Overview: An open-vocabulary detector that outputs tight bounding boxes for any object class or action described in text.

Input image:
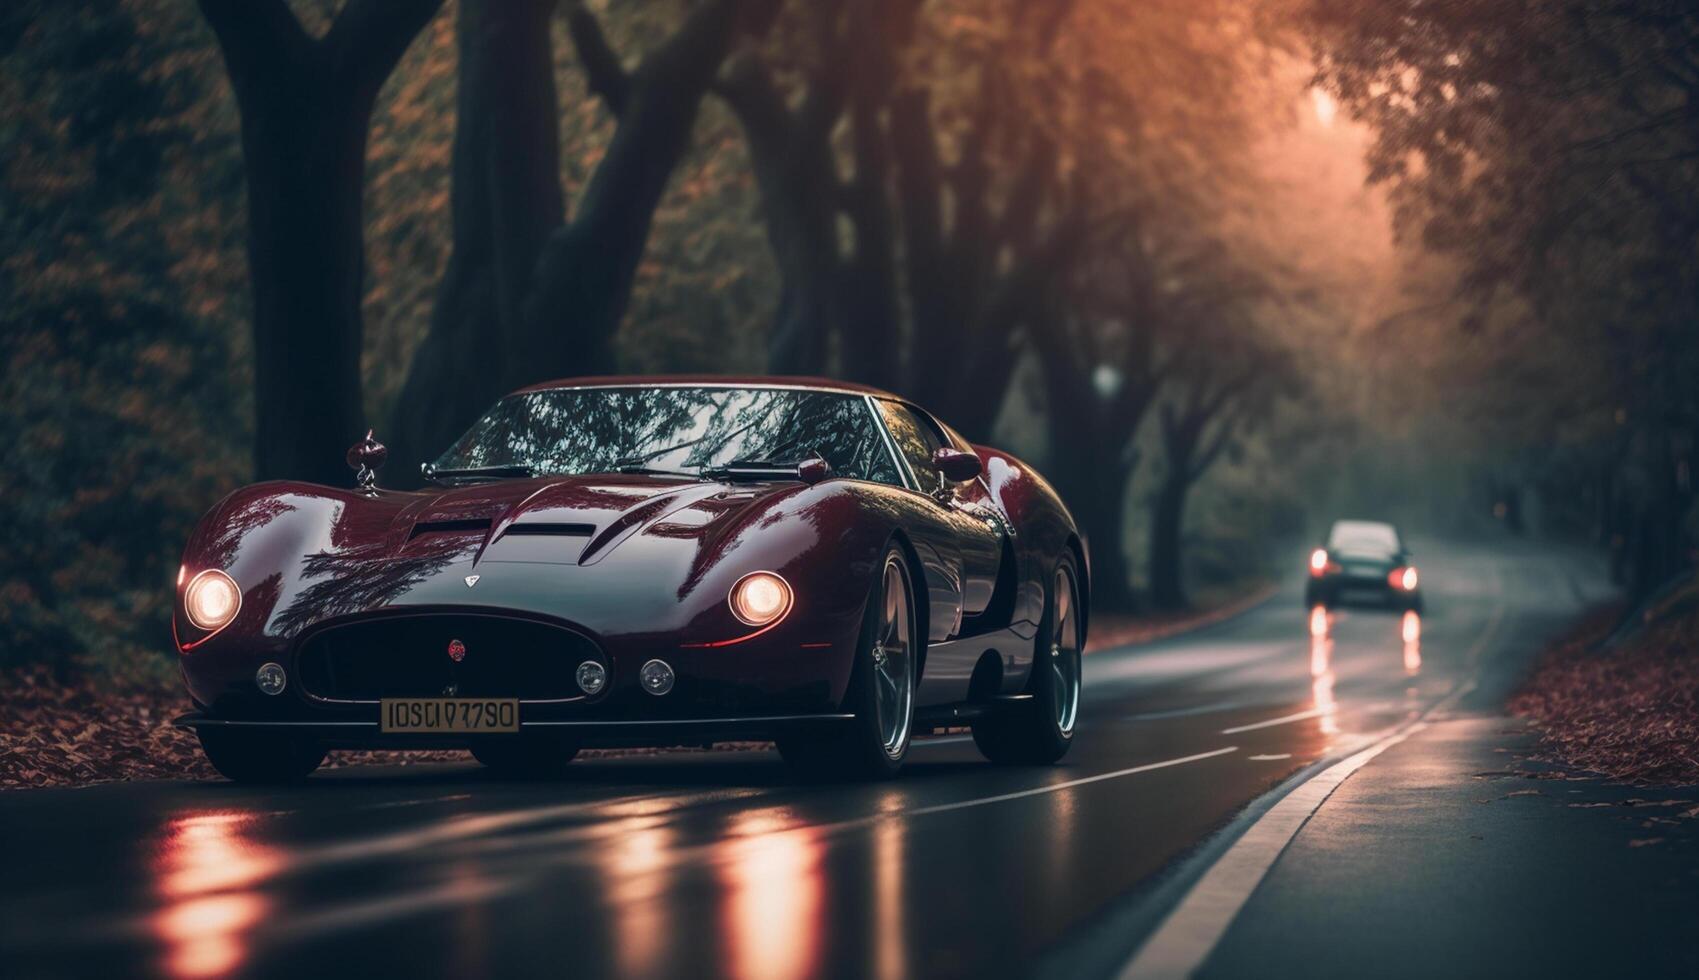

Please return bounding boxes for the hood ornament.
[464,574,480,588]
[346,430,388,495]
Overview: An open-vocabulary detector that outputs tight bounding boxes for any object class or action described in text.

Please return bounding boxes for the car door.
[874,399,1006,624]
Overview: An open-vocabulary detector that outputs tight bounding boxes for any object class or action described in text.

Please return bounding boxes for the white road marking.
[1117,721,1434,980]
[1219,708,1324,735]
[1246,754,1290,761]
[903,746,1239,819]
[1119,590,1507,980]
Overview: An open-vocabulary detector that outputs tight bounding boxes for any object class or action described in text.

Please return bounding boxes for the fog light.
[575,660,607,695]
[639,659,675,696]
[255,662,287,696]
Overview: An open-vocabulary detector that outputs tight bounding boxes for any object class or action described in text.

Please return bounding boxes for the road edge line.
[1115,672,1481,980]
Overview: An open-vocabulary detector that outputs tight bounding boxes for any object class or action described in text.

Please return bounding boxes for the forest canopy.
[3,0,1693,681]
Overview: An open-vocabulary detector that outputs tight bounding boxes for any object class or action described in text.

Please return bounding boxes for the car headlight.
[729,571,793,627]
[184,569,242,631]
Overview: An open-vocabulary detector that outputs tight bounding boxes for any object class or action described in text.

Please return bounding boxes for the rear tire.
[973,556,1083,766]
[470,737,579,778]
[197,728,326,783]
[778,545,917,780]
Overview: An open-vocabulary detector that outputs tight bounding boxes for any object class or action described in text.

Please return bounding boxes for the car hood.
[390,475,781,565]
[193,474,809,639]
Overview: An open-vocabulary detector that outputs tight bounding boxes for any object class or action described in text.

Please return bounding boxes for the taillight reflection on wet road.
[1401,611,1422,676]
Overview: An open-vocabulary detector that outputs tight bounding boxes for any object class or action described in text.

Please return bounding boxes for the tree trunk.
[201,0,443,486]
[388,0,560,477]
[718,57,845,377]
[523,0,749,380]
[389,0,756,477]
[1070,456,1136,610]
[1148,473,1191,610]
[242,88,371,487]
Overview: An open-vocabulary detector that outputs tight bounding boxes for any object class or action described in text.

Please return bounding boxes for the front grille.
[296,613,601,701]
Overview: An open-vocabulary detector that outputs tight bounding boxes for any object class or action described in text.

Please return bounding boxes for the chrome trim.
[174,713,856,730]
[523,713,855,727]
[528,381,885,397]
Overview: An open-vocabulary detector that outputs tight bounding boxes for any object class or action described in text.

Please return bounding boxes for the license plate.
[380,698,519,733]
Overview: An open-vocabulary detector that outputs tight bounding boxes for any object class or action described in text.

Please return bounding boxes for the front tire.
[778,545,918,780]
[470,736,579,778]
[973,556,1083,765]
[197,728,326,783]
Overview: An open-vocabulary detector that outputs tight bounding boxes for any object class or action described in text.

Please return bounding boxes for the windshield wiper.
[612,457,698,477]
[699,458,804,480]
[424,463,535,483]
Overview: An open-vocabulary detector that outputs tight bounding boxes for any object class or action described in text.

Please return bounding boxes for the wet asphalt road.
[0,540,1607,980]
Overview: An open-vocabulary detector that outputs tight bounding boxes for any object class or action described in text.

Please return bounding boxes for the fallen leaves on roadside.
[1509,603,1699,786]
[1,666,214,789]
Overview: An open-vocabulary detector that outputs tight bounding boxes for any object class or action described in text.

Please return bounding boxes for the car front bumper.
[171,708,858,749]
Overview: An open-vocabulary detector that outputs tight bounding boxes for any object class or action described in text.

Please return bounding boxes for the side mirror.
[346,430,387,492]
[797,457,832,485]
[932,447,982,483]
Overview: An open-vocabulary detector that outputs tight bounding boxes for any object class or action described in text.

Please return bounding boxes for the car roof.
[512,375,899,399]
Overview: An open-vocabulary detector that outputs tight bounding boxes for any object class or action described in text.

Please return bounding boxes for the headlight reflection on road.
[1401,611,1422,676]
[717,812,824,980]
[874,819,908,980]
[151,811,277,979]
[598,818,675,978]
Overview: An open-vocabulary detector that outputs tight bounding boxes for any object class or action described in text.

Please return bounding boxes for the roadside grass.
[1510,593,1699,786]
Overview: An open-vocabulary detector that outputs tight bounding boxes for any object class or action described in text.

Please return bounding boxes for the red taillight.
[1389,567,1419,591]
[1309,549,1329,576]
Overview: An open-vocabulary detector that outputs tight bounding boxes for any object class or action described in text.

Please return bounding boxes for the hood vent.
[500,522,596,539]
[408,518,493,540]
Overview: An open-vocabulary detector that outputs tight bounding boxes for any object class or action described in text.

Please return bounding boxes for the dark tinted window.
[877,400,948,490]
[436,387,902,484]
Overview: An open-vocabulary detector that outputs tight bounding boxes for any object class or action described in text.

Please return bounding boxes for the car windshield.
[1327,520,1400,552]
[432,386,903,484]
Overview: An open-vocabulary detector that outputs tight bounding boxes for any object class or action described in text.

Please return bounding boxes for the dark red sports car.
[172,377,1088,781]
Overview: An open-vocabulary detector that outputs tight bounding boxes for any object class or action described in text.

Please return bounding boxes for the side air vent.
[408,518,493,540]
[501,523,595,539]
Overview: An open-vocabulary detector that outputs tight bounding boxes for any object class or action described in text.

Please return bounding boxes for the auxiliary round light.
[255,662,287,696]
[184,569,242,631]
[639,659,675,697]
[575,660,607,695]
[729,571,793,627]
